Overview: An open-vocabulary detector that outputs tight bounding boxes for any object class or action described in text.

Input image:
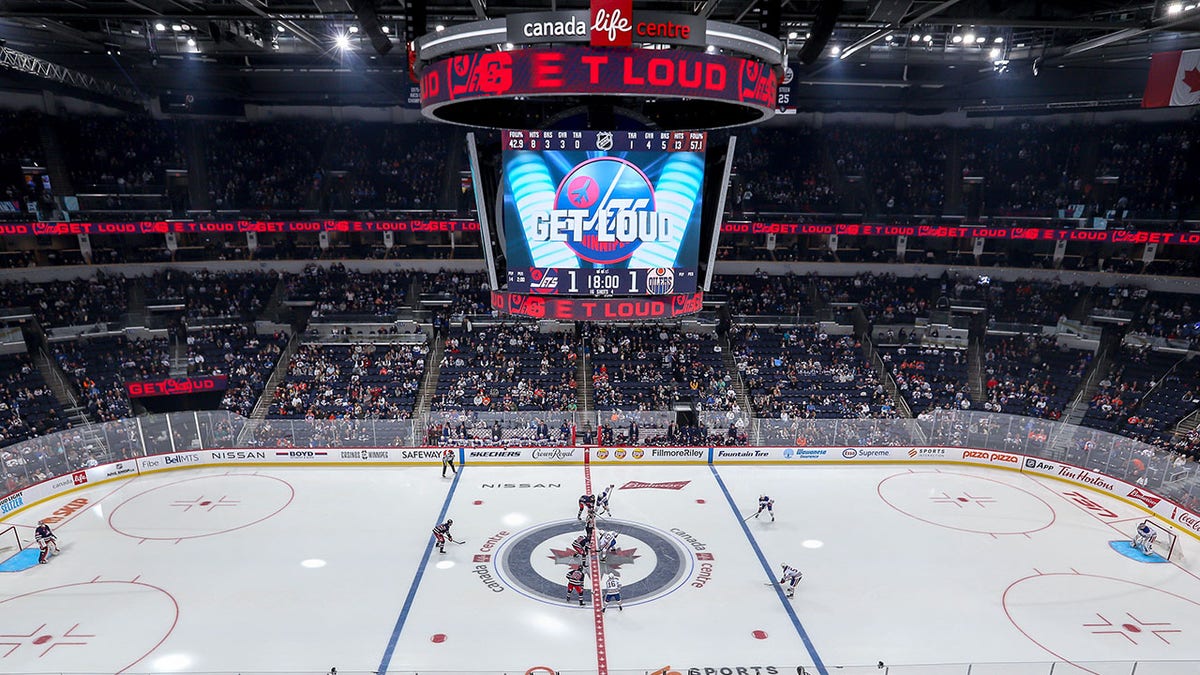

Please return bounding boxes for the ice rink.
[2,458,1200,675]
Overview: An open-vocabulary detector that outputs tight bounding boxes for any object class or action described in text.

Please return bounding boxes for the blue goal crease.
[708,464,829,675]
[376,467,464,674]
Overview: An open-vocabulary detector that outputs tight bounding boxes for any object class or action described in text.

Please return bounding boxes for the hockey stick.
[449,539,467,545]
[743,513,758,522]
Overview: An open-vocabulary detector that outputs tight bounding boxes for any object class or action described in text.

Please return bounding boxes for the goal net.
[0,525,22,558]
[1133,520,1181,561]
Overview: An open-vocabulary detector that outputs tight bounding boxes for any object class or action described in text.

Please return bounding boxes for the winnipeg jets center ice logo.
[492,519,693,606]
[534,157,673,265]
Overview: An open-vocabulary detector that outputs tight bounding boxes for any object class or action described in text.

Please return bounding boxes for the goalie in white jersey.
[1133,521,1158,555]
[601,570,623,612]
[778,563,803,599]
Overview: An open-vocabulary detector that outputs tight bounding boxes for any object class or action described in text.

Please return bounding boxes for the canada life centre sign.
[507,0,707,49]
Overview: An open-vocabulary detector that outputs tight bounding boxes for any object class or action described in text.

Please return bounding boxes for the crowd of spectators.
[205,120,327,212]
[57,115,184,194]
[732,324,894,419]
[268,341,427,419]
[322,123,454,212]
[816,273,936,324]
[187,327,287,417]
[734,127,837,213]
[710,272,811,316]
[959,123,1089,216]
[54,335,172,421]
[286,265,414,319]
[1117,356,1200,446]
[879,346,971,414]
[981,335,1091,419]
[588,325,740,412]
[1094,123,1198,220]
[0,274,129,328]
[433,324,576,412]
[421,271,492,318]
[1081,346,1180,434]
[145,270,278,321]
[0,353,68,449]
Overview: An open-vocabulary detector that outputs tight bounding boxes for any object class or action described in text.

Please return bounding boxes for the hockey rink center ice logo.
[535,157,670,264]
[494,519,694,605]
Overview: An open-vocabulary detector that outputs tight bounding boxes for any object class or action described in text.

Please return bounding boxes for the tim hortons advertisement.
[592,447,705,462]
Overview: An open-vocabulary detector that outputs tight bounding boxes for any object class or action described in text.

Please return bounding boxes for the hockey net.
[0,525,22,558]
[1134,520,1181,561]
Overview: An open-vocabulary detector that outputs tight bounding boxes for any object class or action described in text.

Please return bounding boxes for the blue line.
[376,467,464,674]
[708,464,828,675]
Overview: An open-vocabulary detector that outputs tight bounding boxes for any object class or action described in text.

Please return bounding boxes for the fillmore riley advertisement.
[502,130,704,297]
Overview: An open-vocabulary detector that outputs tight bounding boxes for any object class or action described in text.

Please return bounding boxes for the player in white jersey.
[596,530,619,561]
[778,563,802,598]
[597,484,614,516]
[754,495,775,521]
[1133,521,1158,555]
[601,570,623,612]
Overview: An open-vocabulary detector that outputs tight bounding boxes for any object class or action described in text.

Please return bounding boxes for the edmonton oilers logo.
[554,157,656,264]
[646,267,675,295]
[492,519,692,607]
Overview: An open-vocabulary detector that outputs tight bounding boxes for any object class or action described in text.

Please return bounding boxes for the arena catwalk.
[2,459,1199,675]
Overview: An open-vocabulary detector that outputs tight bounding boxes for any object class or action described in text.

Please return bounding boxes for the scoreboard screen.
[502,130,705,297]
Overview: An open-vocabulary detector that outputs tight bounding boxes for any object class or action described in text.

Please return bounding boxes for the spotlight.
[910,34,920,42]
[1166,2,1183,14]
[186,37,195,47]
[922,34,932,42]
[155,22,166,32]
[277,25,286,33]
[788,31,798,40]
[993,36,1004,43]
[964,32,975,43]
[381,26,389,33]
[951,35,962,44]
[884,34,894,42]
[171,24,182,32]
[334,33,350,50]
[348,25,359,33]
[989,47,1001,59]
[435,24,445,32]
[829,44,841,55]
[975,35,986,44]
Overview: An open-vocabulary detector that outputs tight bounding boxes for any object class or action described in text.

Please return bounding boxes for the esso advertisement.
[503,130,703,297]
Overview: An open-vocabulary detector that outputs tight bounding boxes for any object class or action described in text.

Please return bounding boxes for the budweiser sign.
[1127,487,1162,509]
[620,480,690,490]
[591,0,632,46]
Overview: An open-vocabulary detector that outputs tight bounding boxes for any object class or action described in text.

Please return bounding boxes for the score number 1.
[565,270,640,294]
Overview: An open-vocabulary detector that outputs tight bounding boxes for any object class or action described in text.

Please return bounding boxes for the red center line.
[583,449,609,675]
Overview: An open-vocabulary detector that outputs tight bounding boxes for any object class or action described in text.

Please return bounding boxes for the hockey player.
[596,484,615,516]
[1133,521,1158,555]
[577,492,596,520]
[441,448,457,478]
[583,507,598,532]
[596,530,619,561]
[566,566,587,606]
[432,519,457,554]
[754,494,775,521]
[778,563,803,598]
[601,570,623,612]
[571,533,591,559]
[34,521,58,564]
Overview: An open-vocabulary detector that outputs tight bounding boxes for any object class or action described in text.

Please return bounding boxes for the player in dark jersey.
[35,521,58,564]
[432,519,456,554]
[577,492,595,520]
[571,533,591,559]
[441,448,457,478]
[566,566,587,606]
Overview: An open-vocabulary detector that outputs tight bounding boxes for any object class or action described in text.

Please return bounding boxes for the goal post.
[1134,520,1180,561]
[0,525,23,558]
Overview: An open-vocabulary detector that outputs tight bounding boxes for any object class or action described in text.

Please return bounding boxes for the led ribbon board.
[502,130,705,297]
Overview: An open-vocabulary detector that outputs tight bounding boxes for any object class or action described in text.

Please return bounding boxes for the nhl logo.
[646,267,675,295]
[596,131,614,151]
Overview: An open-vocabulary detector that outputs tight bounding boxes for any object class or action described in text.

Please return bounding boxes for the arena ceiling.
[1,0,1199,114]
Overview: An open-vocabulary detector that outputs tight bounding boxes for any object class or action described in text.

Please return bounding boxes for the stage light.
[990,47,1001,59]
[171,24,182,32]
[964,32,975,43]
[975,35,986,44]
[334,33,351,50]
[994,36,1004,43]
[829,44,841,55]
[436,24,445,32]
[277,24,286,33]
[349,25,359,33]
[951,35,962,44]
[155,22,166,32]
[186,37,195,47]
[1166,2,1183,15]
[922,34,932,42]
[788,31,798,40]
[910,34,920,42]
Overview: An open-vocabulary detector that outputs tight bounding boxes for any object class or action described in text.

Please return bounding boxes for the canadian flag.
[1142,48,1200,108]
